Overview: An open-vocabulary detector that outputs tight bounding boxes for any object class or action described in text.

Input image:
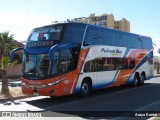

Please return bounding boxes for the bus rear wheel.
[80,80,91,97]
[139,74,145,85]
[133,74,139,87]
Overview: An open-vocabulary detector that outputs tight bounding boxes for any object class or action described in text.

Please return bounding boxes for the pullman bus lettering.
[101,48,115,53]
[101,48,122,54]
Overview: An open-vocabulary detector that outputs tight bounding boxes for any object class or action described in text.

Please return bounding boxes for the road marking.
[20,96,50,102]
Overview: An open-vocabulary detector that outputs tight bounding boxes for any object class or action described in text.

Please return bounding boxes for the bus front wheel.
[80,80,91,97]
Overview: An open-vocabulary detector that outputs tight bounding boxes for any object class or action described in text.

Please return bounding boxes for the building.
[72,13,130,32]
[114,18,130,32]
[88,13,114,29]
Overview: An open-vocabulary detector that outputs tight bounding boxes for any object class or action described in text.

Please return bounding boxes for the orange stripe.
[107,49,148,87]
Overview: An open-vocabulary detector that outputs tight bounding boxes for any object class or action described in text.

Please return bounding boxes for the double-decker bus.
[10,23,153,97]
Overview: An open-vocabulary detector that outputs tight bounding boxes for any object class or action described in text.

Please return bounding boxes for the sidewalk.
[0,78,31,103]
[153,70,160,77]
[0,78,20,82]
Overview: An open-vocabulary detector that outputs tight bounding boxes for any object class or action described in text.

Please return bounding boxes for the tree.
[0,57,17,95]
[0,32,17,96]
[154,61,160,74]
[0,32,15,59]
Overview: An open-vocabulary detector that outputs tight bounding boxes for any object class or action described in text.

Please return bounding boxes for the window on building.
[92,17,96,21]
[101,16,107,20]
[102,21,107,25]
[96,22,102,26]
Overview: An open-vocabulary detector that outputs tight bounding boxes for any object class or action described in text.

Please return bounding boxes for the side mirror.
[10,47,24,62]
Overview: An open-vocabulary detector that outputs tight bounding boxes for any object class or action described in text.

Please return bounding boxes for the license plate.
[33,92,39,96]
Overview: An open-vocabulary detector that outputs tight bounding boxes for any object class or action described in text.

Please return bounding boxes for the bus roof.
[35,22,151,39]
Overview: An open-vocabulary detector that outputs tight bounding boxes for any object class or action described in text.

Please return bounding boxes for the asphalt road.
[1,77,160,120]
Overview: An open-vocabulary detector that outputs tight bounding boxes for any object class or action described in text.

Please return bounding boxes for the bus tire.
[139,74,145,85]
[133,74,139,87]
[80,79,91,97]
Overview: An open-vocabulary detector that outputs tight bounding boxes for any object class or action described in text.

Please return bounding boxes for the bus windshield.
[28,26,63,42]
[22,54,50,79]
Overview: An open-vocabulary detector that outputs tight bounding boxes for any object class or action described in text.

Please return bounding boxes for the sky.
[0,0,160,56]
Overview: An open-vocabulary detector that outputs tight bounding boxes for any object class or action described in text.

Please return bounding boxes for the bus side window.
[59,48,74,73]
[141,37,152,49]
[62,24,85,44]
[128,59,135,69]
[102,30,115,46]
[115,33,126,47]
[84,61,91,72]
[84,26,103,46]
[126,35,136,48]
[50,51,59,75]
[136,37,143,48]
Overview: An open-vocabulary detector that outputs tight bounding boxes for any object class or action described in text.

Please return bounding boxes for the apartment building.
[72,13,130,32]
[114,18,130,32]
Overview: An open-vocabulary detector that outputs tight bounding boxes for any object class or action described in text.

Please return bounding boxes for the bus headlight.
[22,82,48,89]
[48,81,60,86]
[48,77,67,86]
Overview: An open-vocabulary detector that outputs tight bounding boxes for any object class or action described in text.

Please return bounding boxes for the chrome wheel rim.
[81,83,88,95]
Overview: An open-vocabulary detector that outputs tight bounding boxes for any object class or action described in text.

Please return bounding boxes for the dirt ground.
[0,87,23,99]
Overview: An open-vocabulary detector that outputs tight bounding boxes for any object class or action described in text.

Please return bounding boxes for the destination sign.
[27,41,54,47]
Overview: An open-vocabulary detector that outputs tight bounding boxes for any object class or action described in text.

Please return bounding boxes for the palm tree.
[0,32,17,96]
[0,57,17,95]
[0,32,15,59]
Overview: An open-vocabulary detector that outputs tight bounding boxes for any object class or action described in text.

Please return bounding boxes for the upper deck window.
[27,26,63,47]
[84,26,103,46]
[28,26,63,42]
[62,24,86,44]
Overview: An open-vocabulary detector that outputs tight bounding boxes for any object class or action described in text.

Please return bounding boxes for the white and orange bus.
[11,23,153,97]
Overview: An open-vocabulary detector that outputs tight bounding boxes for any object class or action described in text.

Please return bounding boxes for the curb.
[0,95,33,103]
